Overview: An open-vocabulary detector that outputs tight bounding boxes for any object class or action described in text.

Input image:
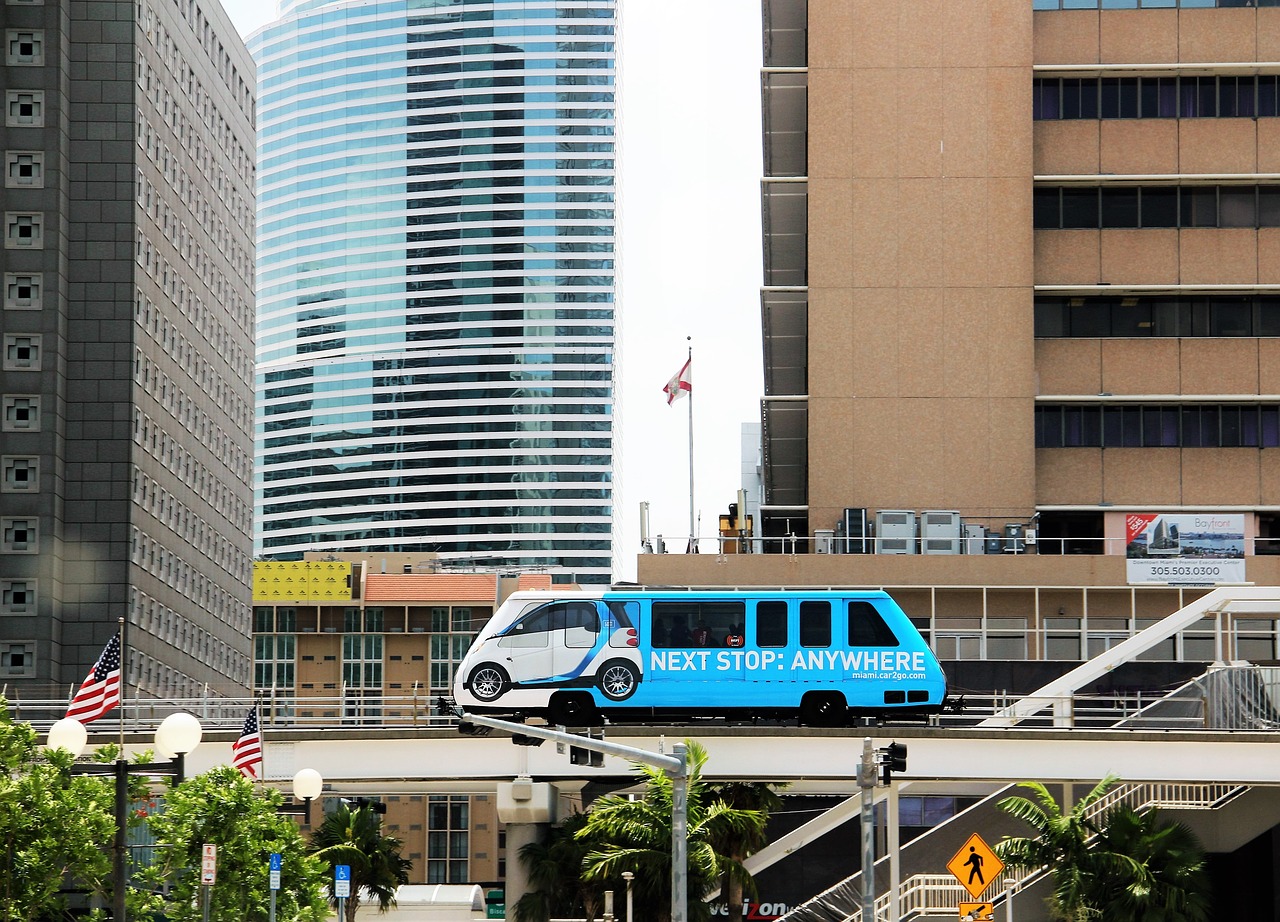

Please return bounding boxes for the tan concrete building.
[640,0,1280,669]
[252,557,553,885]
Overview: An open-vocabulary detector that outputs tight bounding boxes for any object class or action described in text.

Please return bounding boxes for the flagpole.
[686,338,695,552]
[256,694,265,785]
[118,616,126,748]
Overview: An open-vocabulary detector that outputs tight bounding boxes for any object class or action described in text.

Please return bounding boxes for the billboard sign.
[1125,514,1245,585]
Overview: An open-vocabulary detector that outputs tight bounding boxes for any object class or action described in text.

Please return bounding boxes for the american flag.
[66,633,122,723]
[231,707,262,779]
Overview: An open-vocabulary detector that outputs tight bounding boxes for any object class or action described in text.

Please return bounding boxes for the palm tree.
[577,740,768,922]
[995,775,1123,921]
[1091,806,1210,922]
[704,781,787,922]
[514,811,606,922]
[311,801,412,922]
[995,776,1210,922]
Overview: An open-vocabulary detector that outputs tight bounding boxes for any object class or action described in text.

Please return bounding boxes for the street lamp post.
[622,870,634,922]
[47,713,203,922]
[278,767,324,823]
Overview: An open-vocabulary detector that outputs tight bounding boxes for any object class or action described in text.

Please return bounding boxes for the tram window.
[799,601,832,647]
[756,601,788,647]
[849,602,899,646]
[606,600,639,647]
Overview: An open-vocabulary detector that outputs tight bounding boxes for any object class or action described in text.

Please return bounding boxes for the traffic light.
[569,745,604,767]
[880,742,908,785]
[511,733,544,747]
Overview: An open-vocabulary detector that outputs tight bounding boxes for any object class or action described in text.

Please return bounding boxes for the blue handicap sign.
[270,853,282,871]
[335,864,352,898]
[335,865,351,881]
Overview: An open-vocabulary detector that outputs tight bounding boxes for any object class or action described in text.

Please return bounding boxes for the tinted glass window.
[849,602,898,647]
[756,601,788,647]
[799,601,831,647]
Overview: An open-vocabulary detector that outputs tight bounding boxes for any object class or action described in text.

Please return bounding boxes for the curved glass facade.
[251,0,615,584]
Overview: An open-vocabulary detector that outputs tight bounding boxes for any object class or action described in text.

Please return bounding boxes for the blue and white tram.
[451,587,946,726]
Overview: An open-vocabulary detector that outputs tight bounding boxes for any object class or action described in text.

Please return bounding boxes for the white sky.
[218,0,765,582]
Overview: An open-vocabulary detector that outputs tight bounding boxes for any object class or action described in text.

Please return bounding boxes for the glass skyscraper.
[250,0,616,584]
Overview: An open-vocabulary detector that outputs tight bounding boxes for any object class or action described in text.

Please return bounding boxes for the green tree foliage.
[514,811,605,922]
[577,741,769,922]
[135,765,328,922]
[704,782,787,922]
[0,702,115,922]
[995,776,1210,922]
[310,800,412,922]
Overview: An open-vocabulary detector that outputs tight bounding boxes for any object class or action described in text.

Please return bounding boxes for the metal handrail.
[871,781,1242,922]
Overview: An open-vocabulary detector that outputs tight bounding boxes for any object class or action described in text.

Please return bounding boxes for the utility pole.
[859,738,876,922]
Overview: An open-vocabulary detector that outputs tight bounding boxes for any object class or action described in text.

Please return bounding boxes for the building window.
[5,151,43,188]
[4,273,41,310]
[0,642,34,676]
[1,456,38,492]
[430,633,471,695]
[254,634,296,690]
[3,334,41,370]
[1036,404,1280,449]
[427,795,469,884]
[5,212,43,248]
[5,30,43,65]
[1,579,35,615]
[2,396,41,431]
[1,518,36,553]
[1036,185,1280,230]
[1036,294,1280,339]
[5,91,43,127]
[1036,0,1280,10]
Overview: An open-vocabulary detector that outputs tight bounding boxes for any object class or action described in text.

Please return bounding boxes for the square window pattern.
[2,518,36,553]
[3,334,40,370]
[0,642,34,676]
[5,212,42,248]
[1,580,36,615]
[5,91,43,126]
[1,456,37,492]
[2,396,40,431]
[4,273,41,310]
[5,151,42,188]
[5,30,43,65]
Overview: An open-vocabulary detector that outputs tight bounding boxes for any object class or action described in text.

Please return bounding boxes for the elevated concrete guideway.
[165,726,1280,793]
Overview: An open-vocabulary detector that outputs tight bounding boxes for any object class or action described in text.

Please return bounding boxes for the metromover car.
[451,588,946,726]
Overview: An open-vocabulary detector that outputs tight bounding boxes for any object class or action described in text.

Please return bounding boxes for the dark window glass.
[1103,407,1123,446]
[1122,406,1143,447]
[1220,406,1243,446]
[1139,77,1160,118]
[1061,188,1099,228]
[1157,77,1179,117]
[1219,188,1256,227]
[1069,300,1110,336]
[848,601,898,647]
[1034,298,1068,337]
[1180,187,1218,227]
[799,601,831,647]
[1034,188,1060,228]
[1260,302,1280,337]
[1101,187,1139,227]
[1141,187,1178,227]
[1151,298,1187,336]
[1100,77,1122,119]
[1037,407,1064,447]
[1259,188,1280,227]
[1242,408,1260,446]
[1111,299,1152,336]
[1211,299,1252,336]
[1260,76,1279,118]
[1034,79,1061,120]
[1263,408,1280,447]
[1064,406,1102,446]
[1118,77,1139,117]
[1182,407,1204,447]
[1219,77,1239,118]
[756,601,787,648]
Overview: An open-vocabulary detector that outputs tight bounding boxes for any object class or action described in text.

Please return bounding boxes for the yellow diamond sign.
[947,833,1003,899]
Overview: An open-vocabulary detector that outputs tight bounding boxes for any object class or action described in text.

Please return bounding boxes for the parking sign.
[335,864,351,898]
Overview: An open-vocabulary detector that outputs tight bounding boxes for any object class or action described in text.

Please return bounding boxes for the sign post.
[946,833,1004,921]
[200,844,217,922]
[269,852,282,922]
[336,863,352,921]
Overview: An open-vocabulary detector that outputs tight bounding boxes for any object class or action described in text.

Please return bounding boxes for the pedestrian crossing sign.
[946,833,1004,899]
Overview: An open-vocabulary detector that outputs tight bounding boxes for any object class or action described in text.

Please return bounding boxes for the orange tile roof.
[363,572,553,603]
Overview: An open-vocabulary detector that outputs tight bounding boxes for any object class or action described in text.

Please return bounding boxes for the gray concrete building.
[0,0,255,700]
